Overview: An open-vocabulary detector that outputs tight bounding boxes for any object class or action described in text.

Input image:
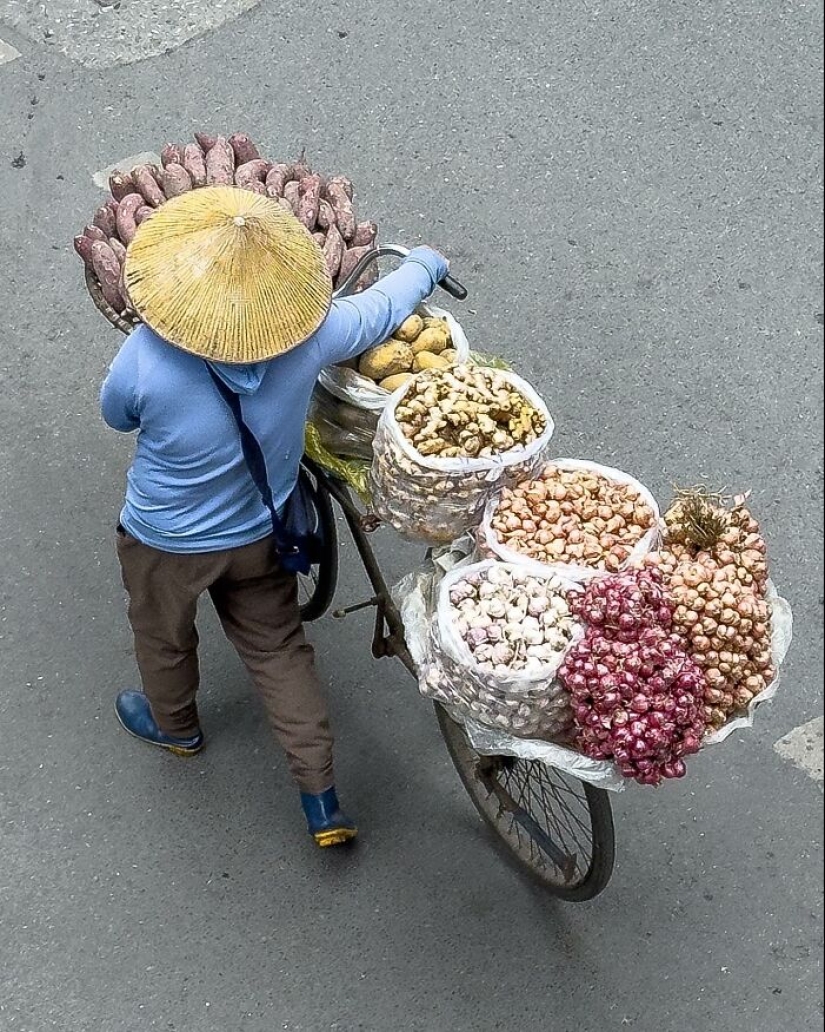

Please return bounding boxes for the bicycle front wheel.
[436,706,615,901]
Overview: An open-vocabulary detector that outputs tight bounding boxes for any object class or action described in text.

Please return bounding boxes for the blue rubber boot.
[300,787,358,848]
[115,690,204,757]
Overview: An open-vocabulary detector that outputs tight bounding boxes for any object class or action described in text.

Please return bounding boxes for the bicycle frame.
[303,458,417,677]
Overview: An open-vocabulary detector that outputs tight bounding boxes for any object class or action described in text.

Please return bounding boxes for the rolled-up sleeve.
[311,247,448,368]
[100,336,140,433]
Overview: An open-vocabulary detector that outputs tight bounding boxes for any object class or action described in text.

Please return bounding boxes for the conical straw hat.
[123,186,332,363]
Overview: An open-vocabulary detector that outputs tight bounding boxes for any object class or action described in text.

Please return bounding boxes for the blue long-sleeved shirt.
[101,247,447,552]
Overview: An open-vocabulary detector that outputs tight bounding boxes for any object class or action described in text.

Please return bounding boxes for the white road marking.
[774,717,824,788]
[0,0,263,69]
[93,153,162,189]
[0,37,21,65]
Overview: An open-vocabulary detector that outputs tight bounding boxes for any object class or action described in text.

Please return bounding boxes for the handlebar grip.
[439,273,468,301]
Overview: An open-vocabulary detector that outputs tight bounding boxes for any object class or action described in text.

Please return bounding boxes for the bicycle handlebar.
[332,243,468,302]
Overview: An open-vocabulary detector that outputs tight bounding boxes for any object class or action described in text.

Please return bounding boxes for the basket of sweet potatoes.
[75,132,379,333]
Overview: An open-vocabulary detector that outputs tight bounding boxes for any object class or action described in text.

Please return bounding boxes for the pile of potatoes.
[76,131,379,319]
[356,314,456,392]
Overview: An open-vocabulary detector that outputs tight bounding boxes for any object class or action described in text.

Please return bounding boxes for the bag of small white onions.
[479,459,661,582]
[312,304,470,462]
[419,560,582,738]
[371,366,554,544]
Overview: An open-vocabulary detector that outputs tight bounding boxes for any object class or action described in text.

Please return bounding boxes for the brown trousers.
[116,528,334,793]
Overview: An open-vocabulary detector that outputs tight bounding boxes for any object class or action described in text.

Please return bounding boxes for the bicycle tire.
[435,705,616,901]
[297,466,339,623]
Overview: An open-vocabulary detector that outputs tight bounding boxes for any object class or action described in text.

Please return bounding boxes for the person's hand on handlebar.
[403,246,450,288]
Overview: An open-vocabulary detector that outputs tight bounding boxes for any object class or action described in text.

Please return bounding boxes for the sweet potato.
[234,159,269,190]
[135,206,155,226]
[317,199,335,231]
[108,171,135,201]
[91,241,124,311]
[292,148,311,180]
[312,232,327,247]
[161,143,184,167]
[337,245,370,285]
[161,163,192,198]
[328,174,353,201]
[205,136,235,186]
[265,163,293,199]
[93,204,117,238]
[116,193,145,245]
[133,165,165,207]
[297,174,322,230]
[108,238,127,264]
[229,133,261,165]
[355,262,379,292]
[322,224,345,280]
[83,224,107,242]
[183,143,207,187]
[194,132,218,152]
[73,234,96,268]
[277,197,294,213]
[325,180,355,240]
[352,220,378,248]
[283,180,301,215]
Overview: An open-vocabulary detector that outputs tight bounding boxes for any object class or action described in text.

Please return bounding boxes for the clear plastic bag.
[421,559,582,738]
[314,302,470,449]
[396,548,793,792]
[477,458,661,582]
[371,370,555,544]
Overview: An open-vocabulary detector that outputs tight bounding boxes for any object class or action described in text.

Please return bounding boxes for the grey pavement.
[1,1,823,1030]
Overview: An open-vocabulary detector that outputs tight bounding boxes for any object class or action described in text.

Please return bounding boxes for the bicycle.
[88,244,616,901]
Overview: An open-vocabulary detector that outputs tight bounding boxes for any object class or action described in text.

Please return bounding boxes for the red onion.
[559,570,705,786]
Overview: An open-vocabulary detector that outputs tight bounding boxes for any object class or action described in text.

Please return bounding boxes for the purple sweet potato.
[337,245,371,286]
[73,234,96,268]
[93,204,117,238]
[91,240,124,311]
[161,143,185,167]
[265,163,293,199]
[322,224,345,280]
[84,224,107,242]
[108,171,135,201]
[135,205,155,226]
[183,143,207,188]
[108,238,127,264]
[282,180,301,215]
[133,164,166,207]
[234,159,269,189]
[116,193,145,245]
[229,133,261,165]
[161,163,193,198]
[351,220,378,248]
[297,174,322,230]
[325,180,355,240]
[205,136,235,186]
[194,132,218,152]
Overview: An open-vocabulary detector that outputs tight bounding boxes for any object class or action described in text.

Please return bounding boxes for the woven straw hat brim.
[123,187,332,364]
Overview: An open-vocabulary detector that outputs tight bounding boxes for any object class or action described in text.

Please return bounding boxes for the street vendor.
[101,186,449,848]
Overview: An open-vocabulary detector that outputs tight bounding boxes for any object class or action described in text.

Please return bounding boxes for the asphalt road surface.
[1,2,823,1030]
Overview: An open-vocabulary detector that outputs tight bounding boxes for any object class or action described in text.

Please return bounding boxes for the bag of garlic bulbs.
[419,560,583,739]
[478,459,661,582]
[371,366,555,544]
[312,304,471,461]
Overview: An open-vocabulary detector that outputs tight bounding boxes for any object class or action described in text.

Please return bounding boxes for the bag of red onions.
[558,568,706,786]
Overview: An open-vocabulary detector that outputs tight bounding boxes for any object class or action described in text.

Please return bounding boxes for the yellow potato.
[359,340,414,381]
[441,348,458,363]
[395,314,424,343]
[410,325,451,355]
[378,372,415,392]
[412,351,452,372]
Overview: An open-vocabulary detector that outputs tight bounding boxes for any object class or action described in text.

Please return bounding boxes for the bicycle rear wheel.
[297,465,339,623]
[436,706,615,901]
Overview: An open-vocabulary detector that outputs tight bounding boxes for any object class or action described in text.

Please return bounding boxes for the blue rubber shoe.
[300,787,358,848]
[115,690,204,757]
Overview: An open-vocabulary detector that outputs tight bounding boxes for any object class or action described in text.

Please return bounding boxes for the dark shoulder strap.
[204,363,297,555]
